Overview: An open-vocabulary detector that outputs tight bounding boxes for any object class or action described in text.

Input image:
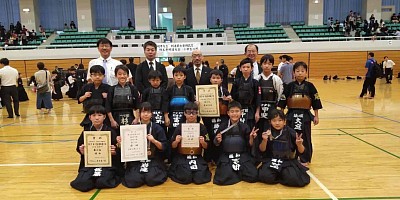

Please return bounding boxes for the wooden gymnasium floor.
[1,78,400,200]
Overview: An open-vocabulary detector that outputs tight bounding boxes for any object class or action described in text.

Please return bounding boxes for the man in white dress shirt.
[86,38,131,86]
[383,56,396,84]
[235,44,262,80]
[0,58,19,118]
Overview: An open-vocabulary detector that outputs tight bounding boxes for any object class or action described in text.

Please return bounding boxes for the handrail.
[1,35,399,50]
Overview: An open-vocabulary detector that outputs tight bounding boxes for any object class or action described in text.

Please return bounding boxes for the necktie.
[149,61,154,71]
[196,67,200,83]
[102,60,107,84]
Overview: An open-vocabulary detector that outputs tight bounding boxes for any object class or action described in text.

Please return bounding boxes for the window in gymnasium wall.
[323,0,362,24]
[93,0,135,29]
[265,0,306,25]
[207,0,250,27]
[38,0,77,31]
[0,0,20,30]
[382,0,400,13]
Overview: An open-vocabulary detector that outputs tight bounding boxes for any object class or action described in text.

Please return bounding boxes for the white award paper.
[181,123,200,148]
[120,124,148,162]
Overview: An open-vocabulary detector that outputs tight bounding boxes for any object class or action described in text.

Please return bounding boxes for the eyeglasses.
[184,110,198,115]
[192,54,202,58]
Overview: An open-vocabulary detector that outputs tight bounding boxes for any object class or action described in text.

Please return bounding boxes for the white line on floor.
[307,170,338,200]
[0,163,79,167]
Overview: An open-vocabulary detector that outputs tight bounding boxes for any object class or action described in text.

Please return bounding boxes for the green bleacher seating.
[293,25,345,40]
[234,24,289,43]
[175,28,224,34]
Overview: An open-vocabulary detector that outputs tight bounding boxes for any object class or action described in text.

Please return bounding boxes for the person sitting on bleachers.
[391,13,399,24]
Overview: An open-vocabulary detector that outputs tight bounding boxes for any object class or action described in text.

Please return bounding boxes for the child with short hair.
[213,101,258,185]
[168,102,212,184]
[78,65,110,128]
[257,109,310,187]
[106,65,140,134]
[278,61,322,166]
[120,102,168,188]
[70,105,123,192]
[230,58,261,130]
[166,66,195,139]
[202,69,232,162]
[141,70,169,133]
[256,54,283,133]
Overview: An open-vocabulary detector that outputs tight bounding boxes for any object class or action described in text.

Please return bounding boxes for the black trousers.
[385,68,393,83]
[0,85,19,117]
[360,77,376,97]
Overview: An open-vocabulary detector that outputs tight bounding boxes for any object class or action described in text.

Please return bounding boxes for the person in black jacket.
[126,57,137,84]
[135,41,168,93]
[184,49,211,95]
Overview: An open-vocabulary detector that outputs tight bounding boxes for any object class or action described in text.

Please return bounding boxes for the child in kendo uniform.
[168,102,212,184]
[120,102,168,188]
[141,70,169,134]
[51,70,63,101]
[202,69,232,163]
[213,101,258,185]
[256,54,283,135]
[106,65,140,135]
[66,67,78,99]
[78,65,110,128]
[278,61,322,166]
[230,58,261,131]
[257,109,310,187]
[17,73,29,101]
[165,66,195,141]
[70,105,123,192]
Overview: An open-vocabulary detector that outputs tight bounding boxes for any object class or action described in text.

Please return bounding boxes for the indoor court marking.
[1,79,399,199]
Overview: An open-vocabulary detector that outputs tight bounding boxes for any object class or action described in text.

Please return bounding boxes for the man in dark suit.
[126,57,137,84]
[185,49,211,94]
[215,59,229,89]
[235,44,262,80]
[135,41,168,93]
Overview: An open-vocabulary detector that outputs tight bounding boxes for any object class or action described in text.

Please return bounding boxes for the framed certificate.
[120,124,148,162]
[181,123,200,148]
[84,131,112,167]
[196,85,220,117]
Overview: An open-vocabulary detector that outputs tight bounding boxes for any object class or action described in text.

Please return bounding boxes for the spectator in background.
[34,62,53,113]
[216,59,229,89]
[120,59,127,65]
[394,29,400,39]
[0,58,19,118]
[39,25,46,37]
[204,61,210,68]
[356,12,362,28]
[216,18,221,27]
[70,21,76,29]
[64,23,68,30]
[178,57,186,68]
[383,56,395,84]
[165,59,175,89]
[76,63,87,97]
[335,20,340,32]
[182,17,186,26]
[128,19,133,28]
[391,13,398,23]
[359,52,377,99]
[126,57,137,84]
[278,56,294,88]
